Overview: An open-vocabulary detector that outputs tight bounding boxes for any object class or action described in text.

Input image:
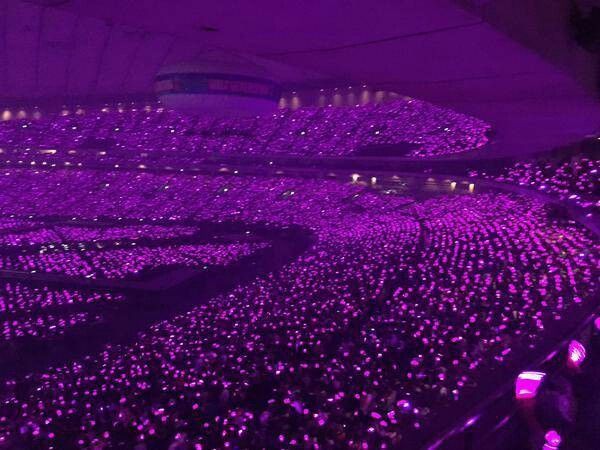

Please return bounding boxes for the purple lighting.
[463,415,480,429]
[469,155,599,216]
[0,100,490,159]
[0,144,595,449]
[567,340,586,368]
[515,371,546,400]
[0,1,599,447]
[543,429,562,449]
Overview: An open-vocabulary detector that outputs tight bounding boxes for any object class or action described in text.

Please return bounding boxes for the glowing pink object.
[567,340,586,367]
[515,371,546,400]
[543,429,561,449]
[594,316,600,331]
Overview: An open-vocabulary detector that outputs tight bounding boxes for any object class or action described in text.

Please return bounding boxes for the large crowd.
[0,224,198,248]
[0,216,269,345]
[0,242,267,280]
[0,98,490,159]
[1,282,124,343]
[0,168,596,449]
[469,154,599,217]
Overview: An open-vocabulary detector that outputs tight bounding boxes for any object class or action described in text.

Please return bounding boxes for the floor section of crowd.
[0,169,596,449]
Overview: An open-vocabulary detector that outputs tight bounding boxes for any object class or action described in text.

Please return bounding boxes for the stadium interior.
[0,1,598,449]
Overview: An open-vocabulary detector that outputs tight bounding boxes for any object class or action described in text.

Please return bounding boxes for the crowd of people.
[0,282,124,343]
[0,283,123,318]
[2,311,98,343]
[0,225,198,248]
[469,154,599,217]
[0,242,266,280]
[0,216,268,344]
[0,98,490,159]
[0,167,595,449]
[1,283,123,343]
